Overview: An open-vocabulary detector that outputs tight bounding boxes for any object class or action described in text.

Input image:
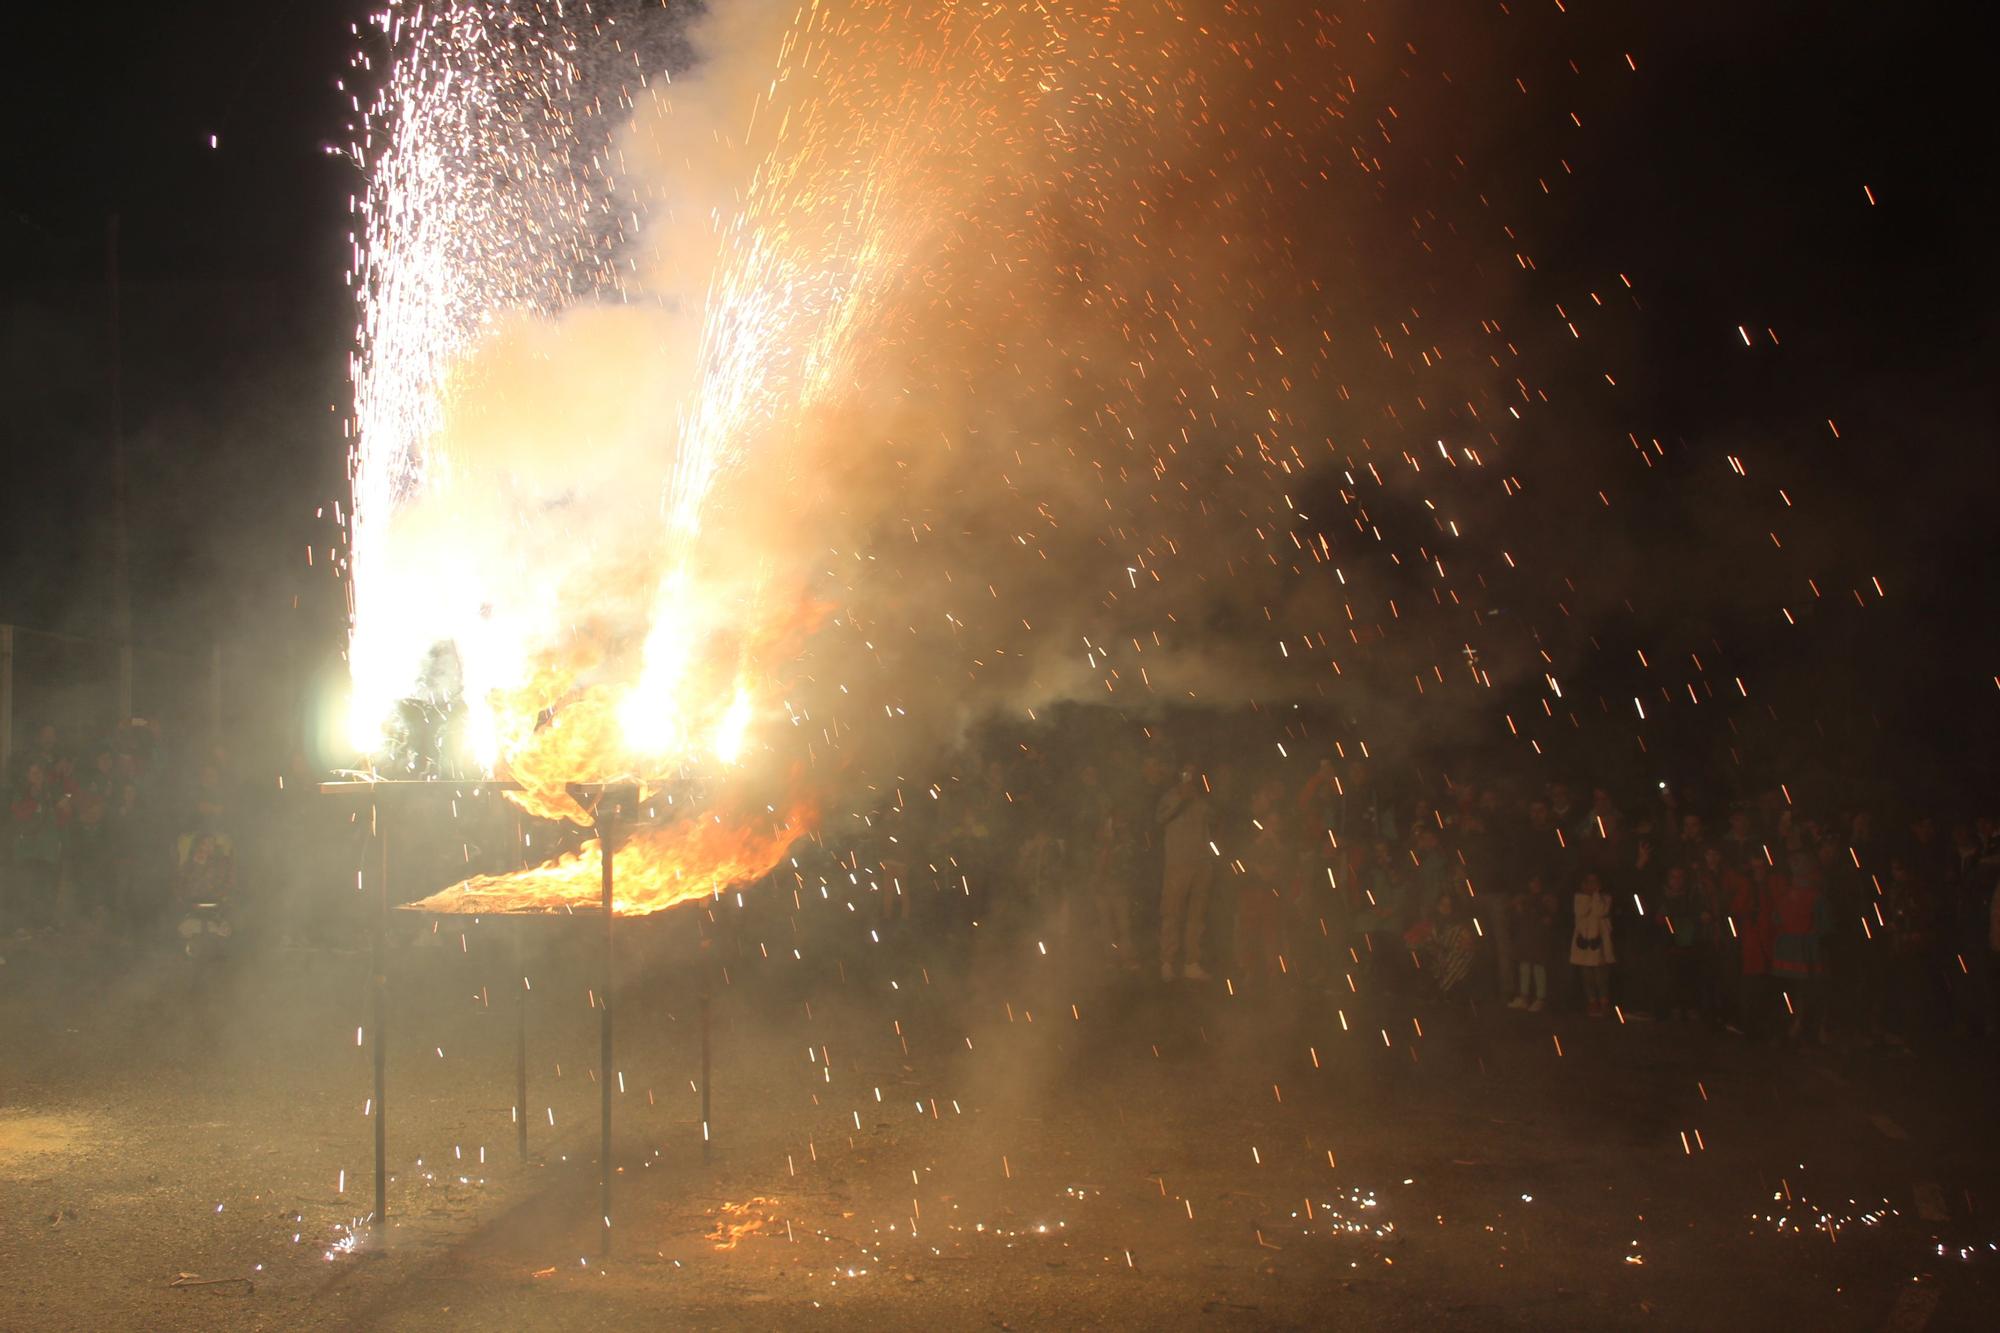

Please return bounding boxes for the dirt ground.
[2,911,1995,1331]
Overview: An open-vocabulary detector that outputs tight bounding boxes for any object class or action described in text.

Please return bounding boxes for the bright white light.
[619,687,682,758]
[713,687,754,765]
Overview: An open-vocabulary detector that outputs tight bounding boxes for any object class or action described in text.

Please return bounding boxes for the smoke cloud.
[355,0,1642,838]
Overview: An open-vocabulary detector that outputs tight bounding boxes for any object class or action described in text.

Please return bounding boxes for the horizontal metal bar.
[393,902,612,917]
[315,779,667,796]
[316,779,525,796]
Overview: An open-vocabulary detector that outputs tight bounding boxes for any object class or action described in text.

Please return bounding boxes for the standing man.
[1157,765,1216,981]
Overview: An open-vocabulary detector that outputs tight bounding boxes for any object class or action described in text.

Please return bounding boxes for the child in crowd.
[1571,871,1616,1017]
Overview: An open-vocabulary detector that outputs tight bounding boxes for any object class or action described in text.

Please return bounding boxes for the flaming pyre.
[406,794,814,917]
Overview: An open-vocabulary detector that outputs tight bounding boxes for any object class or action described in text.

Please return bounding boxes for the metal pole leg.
[511,809,529,1162]
[700,980,712,1163]
[599,802,615,1256]
[516,921,529,1162]
[373,806,389,1236]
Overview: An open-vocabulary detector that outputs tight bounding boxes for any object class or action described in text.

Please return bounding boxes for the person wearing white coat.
[1570,872,1616,1017]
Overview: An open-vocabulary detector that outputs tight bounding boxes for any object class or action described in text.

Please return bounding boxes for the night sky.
[1,0,1992,785]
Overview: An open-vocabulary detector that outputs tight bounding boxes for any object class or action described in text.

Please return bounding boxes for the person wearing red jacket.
[1771,851,1831,1042]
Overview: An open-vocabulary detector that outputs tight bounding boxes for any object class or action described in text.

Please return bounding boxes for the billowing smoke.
[350,0,1583,857]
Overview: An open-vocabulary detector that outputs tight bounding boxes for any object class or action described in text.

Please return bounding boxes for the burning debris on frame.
[0,1,1993,1329]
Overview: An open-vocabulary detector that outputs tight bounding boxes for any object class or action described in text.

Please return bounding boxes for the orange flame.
[408,802,815,916]
[485,594,835,827]
[494,681,635,826]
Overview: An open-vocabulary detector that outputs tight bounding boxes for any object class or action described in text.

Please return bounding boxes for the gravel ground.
[2,915,1994,1330]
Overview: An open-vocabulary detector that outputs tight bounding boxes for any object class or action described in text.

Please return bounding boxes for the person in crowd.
[1406,889,1478,1002]
[70,750,117,925]
[1883,856,1940,1042]
[1579,787,1624,878]
[1410,823,1454,923]
[1771,851,1831,1043]
[1090,807,1138,969]
[1451,804,1508,998]
[1730,857,1782,1039]
[1353,838,1412,988]
[1204,763,1249,962]
[1547,782,1582,841]
[1342,760,1394,844]
[1815,833,1868,1042]
[1515,796,1567,892]
[1656,792,1704,856]
[11,762,71,933]
[1235,788,1297,981]
[106,780,149,935]
[1157,765,1216,981]
[1906,814,1948,887]
[1570,870,1615,1017]
[173,832,238,956]
[1656,862,1706,1022]
[1507,872,1559,1012]
[1296,830,1352,990]
[1297,757,1343,841]
[1011,818,1066,942]
[1692,845,1744,1028]
[1945,822,1998,1036]
[1622,827,1666,1018]
[176,832,235,904]
[13,723,60,790]
[188,763,231,841]
[1721,808,1760,869]
[1069,764,1112,863]
[947,779,998,927]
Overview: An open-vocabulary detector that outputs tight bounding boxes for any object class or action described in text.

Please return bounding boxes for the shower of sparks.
[338,0,1850,915]
[346,0,620,764]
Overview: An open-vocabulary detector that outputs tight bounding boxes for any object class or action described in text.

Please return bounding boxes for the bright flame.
[712,688,755,766]
[408,803,814,917]
[345,690,382,757]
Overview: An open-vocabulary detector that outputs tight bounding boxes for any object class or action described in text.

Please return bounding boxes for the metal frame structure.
[316,777,708,1256]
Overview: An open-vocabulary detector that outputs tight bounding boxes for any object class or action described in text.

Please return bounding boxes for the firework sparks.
[339,0,1829,917]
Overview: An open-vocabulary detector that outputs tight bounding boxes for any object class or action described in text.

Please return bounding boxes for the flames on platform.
[390,585,830,916]
[409,799,815,917]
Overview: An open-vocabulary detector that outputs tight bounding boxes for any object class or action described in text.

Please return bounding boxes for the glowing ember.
[709,1197,783,1251]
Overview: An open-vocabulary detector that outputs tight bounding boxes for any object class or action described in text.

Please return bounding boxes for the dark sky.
[1,0,1991,783]
[4,0,354,599]
[7,2,349,284]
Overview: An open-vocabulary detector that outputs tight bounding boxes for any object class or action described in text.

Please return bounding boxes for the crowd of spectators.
[14,707,2000,1051]
[3,718,246,946]
[882,735,2000,1046]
